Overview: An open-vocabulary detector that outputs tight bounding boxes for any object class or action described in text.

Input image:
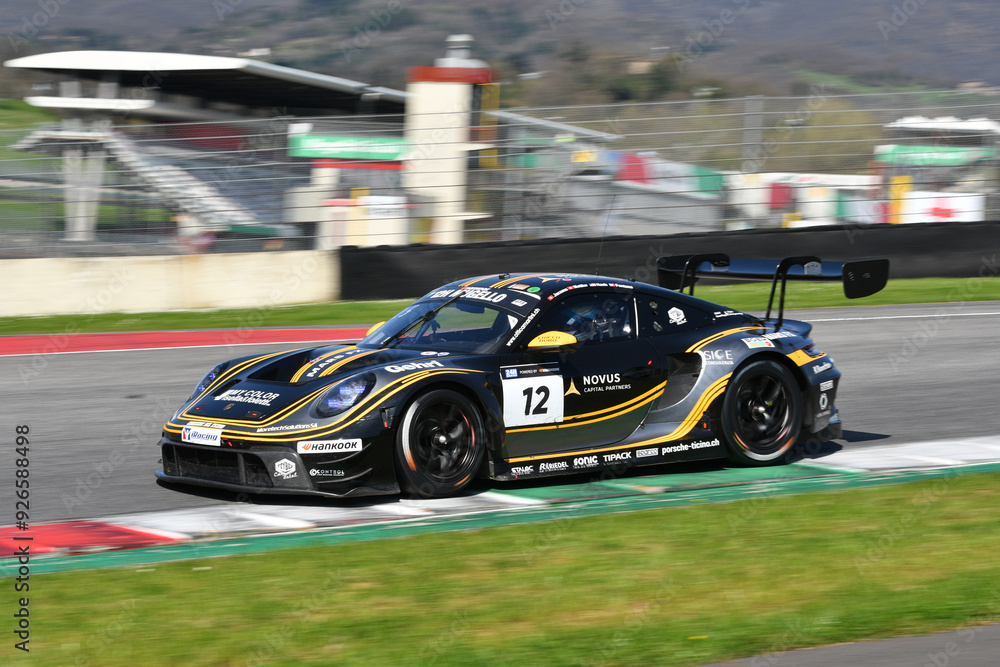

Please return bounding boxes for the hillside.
[1,0,997,102]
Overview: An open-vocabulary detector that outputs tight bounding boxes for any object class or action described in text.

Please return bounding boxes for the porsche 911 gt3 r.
[156,254,888,498]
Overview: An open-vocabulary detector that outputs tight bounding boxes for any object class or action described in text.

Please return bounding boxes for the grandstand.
[3,45,622,253]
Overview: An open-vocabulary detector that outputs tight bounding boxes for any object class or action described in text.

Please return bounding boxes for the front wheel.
[718,360,803,466]
[395,389,485,498]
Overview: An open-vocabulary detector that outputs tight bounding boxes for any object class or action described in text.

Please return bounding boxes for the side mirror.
[365,321,386,336]
[527,331,579,350]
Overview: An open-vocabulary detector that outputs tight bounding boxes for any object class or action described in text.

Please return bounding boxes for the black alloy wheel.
[719,360,803,465]
[395,389,485,497]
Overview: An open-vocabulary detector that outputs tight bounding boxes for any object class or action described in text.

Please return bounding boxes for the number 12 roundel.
[501,366,565,428]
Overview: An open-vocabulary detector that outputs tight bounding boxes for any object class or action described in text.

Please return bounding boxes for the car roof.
[432,273,728,312]
[448,273,633,297]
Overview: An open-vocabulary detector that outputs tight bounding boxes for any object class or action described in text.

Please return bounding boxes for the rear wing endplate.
[657,254,890,329]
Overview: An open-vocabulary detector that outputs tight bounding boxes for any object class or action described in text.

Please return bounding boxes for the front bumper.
[156,438,399,498]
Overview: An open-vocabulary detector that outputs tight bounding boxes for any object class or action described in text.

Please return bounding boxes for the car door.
[498,290,666,459]
[633,290,724,424]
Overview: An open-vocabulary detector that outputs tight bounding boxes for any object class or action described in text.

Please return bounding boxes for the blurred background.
[1,0,999,311]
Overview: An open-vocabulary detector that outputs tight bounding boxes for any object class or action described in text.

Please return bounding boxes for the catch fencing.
[3,88,1000,257]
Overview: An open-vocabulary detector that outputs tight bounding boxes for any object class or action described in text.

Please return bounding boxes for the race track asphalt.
[2,301,999,523]
[701,622,1000,667]
[2,301,1000,666]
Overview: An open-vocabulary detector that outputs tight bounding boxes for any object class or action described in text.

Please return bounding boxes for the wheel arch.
[708,350,807,419]
[713,352,806,464]
[754,350,810,393]
[394,377,502,451]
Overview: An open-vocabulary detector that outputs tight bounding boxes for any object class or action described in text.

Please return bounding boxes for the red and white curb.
[0,492,543,558]
[2,327,999,559]
[4,438,1000,560]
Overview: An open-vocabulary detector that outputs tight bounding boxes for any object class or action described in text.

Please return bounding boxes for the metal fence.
[3,88,1000,257]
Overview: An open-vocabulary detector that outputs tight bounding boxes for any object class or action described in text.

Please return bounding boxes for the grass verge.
[4,472,1000,666]
[0,276,998,337]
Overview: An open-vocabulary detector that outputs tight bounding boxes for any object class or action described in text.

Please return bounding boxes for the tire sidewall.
[395,388,485,498]
[720,359,803,465]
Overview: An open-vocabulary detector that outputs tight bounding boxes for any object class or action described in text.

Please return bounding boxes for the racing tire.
[395,389,486,498]
[718,360,802,466]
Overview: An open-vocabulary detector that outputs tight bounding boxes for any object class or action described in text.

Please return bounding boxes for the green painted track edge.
[8,462,1000,576]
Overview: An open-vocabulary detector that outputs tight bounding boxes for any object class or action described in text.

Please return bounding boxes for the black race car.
[157,254,888,498]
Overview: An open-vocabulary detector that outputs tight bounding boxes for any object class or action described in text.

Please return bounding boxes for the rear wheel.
[395,389,485,498]
[718,360,802,466]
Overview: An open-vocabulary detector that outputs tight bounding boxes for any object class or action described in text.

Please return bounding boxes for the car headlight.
[190,362,229,400]
[316,373,376,418]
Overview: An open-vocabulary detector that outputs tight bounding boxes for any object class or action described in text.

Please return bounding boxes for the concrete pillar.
[63,147,106,242]
[402,36,494,245]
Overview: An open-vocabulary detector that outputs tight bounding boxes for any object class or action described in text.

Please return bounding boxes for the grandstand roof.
[5,50,407,117]
[5,50,621,141]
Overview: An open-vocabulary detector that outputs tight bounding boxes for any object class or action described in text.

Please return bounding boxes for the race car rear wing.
[656,254,890,329]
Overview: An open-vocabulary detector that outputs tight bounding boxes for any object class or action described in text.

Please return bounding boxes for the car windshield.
[358,299,519,354]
